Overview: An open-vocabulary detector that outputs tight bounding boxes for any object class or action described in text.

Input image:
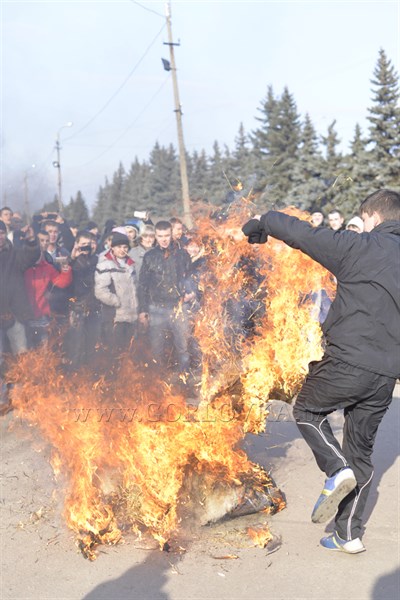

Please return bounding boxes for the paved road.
[1,386,399,600]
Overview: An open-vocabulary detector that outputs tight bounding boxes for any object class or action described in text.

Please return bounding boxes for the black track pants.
[292,355,395,540]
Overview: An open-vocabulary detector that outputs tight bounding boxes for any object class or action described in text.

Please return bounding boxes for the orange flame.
[247,524,274,548]
[7,201,334,559]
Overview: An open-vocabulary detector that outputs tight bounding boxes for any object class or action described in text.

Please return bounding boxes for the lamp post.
[53,121,73,213]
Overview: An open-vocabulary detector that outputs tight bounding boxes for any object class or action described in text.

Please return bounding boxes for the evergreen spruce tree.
[207,140,230,204]
[111,163,127,223]
[288,113,326,211]
[320,120,347,212]
[147,142,179,217]
[367,48,400,188]
[190,149,209,201]
[228,123,254,189]
[250,85,280,191]
[340,124,375,216]
[63,191,89,226]
[261,87,302,208]
[120,158,151,220]
[91,166,124,228]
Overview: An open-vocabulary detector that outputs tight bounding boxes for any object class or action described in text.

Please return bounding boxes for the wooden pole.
[165,2,192,228]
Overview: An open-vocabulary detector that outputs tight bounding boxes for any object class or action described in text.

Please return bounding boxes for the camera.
[54,256,69,265]
[79,244,92,252]
[46,213,58,220]
[134,210,148,220]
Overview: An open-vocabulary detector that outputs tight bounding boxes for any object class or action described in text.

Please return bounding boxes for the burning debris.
[6,201,334,560]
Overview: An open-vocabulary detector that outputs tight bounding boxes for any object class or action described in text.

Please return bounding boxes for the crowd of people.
[0,201,381,414]
[1,189,399,556]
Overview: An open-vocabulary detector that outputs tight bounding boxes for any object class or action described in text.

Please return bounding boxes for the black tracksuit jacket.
[259,211,400,379]
[137,244,193,312]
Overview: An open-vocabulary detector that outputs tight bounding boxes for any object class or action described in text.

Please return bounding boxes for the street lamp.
[53,121,73,213]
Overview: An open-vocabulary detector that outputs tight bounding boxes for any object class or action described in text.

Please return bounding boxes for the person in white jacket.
[95,231,137,353]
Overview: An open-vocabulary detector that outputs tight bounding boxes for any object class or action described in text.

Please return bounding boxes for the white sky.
[1,0,399,213]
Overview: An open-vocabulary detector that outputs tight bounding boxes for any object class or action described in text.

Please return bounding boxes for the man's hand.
[183,292,195,303]
[22,225,36,242]
[242,218,268,244]
[138,312,149,326]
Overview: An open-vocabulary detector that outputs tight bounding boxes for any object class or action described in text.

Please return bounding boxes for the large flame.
[7,202,335,559]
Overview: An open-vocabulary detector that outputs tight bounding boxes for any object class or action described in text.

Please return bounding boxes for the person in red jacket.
[24,230,72,348]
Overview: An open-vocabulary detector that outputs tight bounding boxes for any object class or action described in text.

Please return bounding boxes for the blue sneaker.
[320,531,365,554]
[311,467,357,523]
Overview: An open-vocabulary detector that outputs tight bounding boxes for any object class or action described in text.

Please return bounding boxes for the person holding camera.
[62,231,101,371]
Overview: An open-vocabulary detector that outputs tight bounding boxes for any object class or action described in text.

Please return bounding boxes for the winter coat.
[128,244,151,275]
[0,238,40,326]
[137,244,193,312]
[259,211,400,378]
[95,250,137,323]
[70,253,100,314]
[24,258,72,318]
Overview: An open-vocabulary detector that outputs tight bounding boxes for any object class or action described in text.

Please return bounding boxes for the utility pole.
[53,121,73,214]
[164,2,192,228]
[55,135,63,213]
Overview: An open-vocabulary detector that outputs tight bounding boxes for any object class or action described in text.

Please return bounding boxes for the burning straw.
[7,202,334,560]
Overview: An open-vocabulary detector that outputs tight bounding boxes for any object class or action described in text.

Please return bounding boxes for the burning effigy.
[6,199,335,560]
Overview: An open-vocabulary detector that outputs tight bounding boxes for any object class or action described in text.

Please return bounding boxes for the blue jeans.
[148,304,190,373]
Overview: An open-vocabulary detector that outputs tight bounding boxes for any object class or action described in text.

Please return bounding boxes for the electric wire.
[63,21,166,142]
[130,0,164,19]
[79,73,171,167]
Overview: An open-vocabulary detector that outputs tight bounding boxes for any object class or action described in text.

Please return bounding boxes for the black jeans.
[293,355,395,540]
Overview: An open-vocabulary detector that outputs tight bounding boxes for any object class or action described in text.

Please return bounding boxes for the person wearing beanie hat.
[111,231,130,248]
[95,231,137,354]
[111,226,128,235]
[346,216,364,233]
[123,219,141,249]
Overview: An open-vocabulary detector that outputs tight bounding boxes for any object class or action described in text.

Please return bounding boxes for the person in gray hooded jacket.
[95,231,138,353]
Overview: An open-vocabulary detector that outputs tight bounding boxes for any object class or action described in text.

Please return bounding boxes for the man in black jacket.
[0,220,40,360]
[138,220,194,375]
[242,189,400,554]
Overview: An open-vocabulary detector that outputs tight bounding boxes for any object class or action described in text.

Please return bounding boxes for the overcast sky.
[1,0,399,214]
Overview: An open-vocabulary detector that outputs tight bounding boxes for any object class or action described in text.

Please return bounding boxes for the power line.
[130,0,164,18]
[64,21,166,141]
[79,74,171,167]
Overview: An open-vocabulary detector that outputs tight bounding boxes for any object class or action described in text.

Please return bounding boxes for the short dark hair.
[76,230,96,243]
[360,189,400,222]
[328,209,343,218]
[38,229,50,236]
[170,217,182,226]
[155,220,172,231]
[0,206,13,214]
[43,220,59,229]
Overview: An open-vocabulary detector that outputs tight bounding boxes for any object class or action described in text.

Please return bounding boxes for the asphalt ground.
[1,385,399,600]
